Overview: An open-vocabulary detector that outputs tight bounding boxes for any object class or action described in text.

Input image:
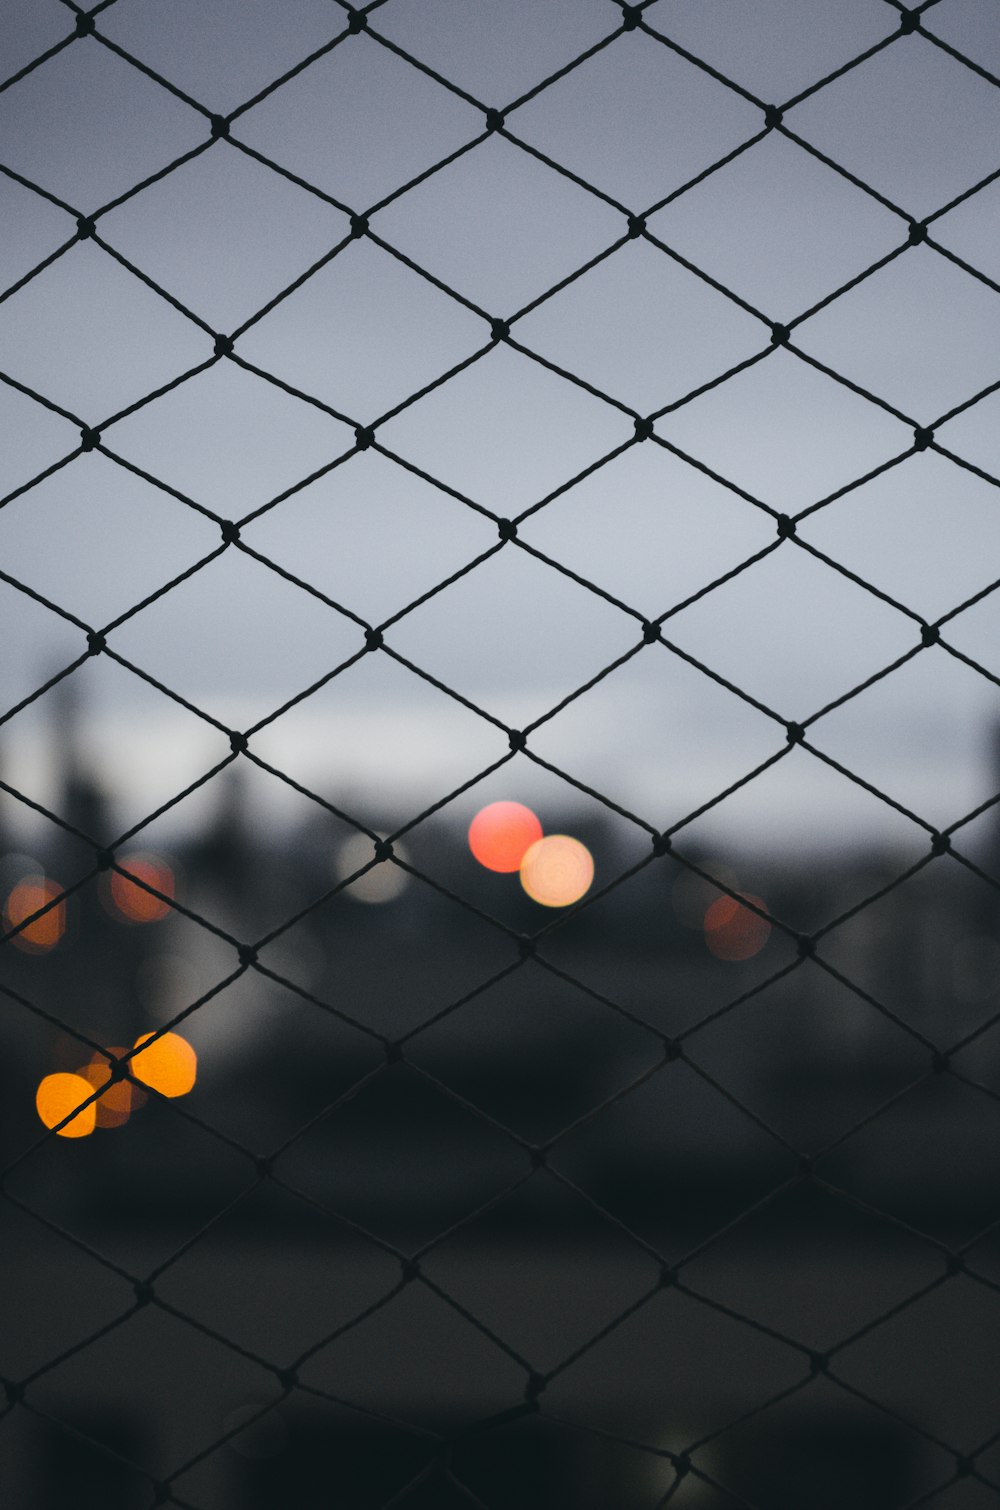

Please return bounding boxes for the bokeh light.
[704,892,771,962]
[108,854,175,924]
[672,863,740,930]
[469,801,544,873]
[520,834,594,908]
[0,852,46,888]
[35,1072,96,1139]
[336,832,409,904]
[131,1030,197,1098]
[80,1048,146,1129]
[4,876,66,952]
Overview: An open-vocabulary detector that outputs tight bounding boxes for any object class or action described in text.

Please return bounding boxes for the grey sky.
[1,0,1000,855]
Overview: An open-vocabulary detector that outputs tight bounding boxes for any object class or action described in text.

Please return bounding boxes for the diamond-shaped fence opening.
[3,1,1000,1505]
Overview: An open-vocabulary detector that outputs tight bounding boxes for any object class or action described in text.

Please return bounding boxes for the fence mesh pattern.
[4,0,1000,1504]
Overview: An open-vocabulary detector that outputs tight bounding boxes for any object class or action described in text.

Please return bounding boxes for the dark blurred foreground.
[3,713,1000,1508]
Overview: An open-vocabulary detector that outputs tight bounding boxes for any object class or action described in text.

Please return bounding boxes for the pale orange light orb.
[109,855,174,924]
[468,802,543,873]
[36,1072,96,1138]
[5,877,65,952]
[704,892,771,961]
[131,1031,197,1098]
[520,835,594,908]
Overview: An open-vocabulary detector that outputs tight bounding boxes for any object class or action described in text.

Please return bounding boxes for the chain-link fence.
[3,0,1000,1504]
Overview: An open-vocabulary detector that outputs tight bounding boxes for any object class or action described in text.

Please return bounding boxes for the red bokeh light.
[704,892,771,961]
[468,802,543,873]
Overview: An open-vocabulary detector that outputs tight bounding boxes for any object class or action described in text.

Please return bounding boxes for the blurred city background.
[3,0,1000,1505]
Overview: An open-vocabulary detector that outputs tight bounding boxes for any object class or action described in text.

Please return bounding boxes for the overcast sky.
[2,0,1000,856]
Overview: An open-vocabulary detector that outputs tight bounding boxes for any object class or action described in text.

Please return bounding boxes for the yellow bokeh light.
[36,1072,96,1139]
[131,1030,197,1098]
[704,892,771,961]
[109,854,174,924]
[469,801,543,873]
[5,877,66,952]
[520,834,594,908]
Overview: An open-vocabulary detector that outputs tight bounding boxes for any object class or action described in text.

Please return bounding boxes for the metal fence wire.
[3,0,1000,1504]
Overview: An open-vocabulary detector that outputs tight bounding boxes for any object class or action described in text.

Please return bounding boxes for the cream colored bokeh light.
[520,834,594,908]
[336,832,410,904]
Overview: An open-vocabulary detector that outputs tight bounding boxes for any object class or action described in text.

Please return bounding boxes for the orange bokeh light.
[468,802,543,873]
[109,855,174,924]
[672,864,739,930]
[5,877,65,952]
[131,1030,197,1098]
[520,835,594,908]
[704,892,771,961]
[80,1048,147,1129]
[36,1072,96,1139]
